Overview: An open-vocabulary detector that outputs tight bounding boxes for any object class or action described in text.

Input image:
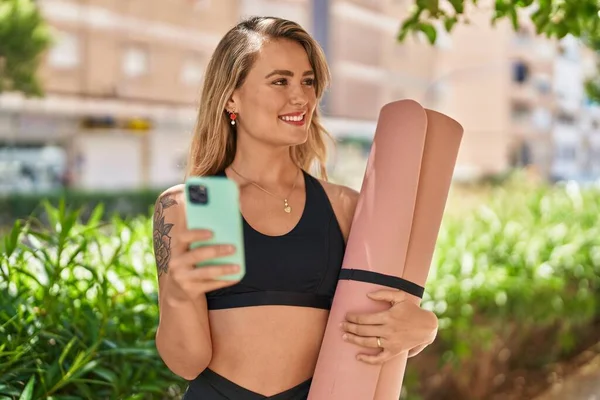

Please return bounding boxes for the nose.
[290,84,308,107]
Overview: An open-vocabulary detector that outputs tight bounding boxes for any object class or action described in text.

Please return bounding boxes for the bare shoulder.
[153,184,186,278]
[317,179,360,242]
[154,184,187,226]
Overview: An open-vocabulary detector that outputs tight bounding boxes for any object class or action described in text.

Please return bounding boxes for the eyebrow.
[264,70,314,79]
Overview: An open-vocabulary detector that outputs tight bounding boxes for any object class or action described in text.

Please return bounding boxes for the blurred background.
[1,0,600,399]
[1,0,599,196]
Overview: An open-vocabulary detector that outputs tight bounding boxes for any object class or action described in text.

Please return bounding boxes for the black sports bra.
[205,169,346,310]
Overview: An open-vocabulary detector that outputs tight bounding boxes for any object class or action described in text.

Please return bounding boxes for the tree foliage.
[398,0,600,45]
[0,0,53,96]
[397,0,600,103]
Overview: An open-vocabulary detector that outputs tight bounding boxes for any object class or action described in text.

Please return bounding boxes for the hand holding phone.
[165,229,241,302]
[183,176,246,282]
[163,229,240,302]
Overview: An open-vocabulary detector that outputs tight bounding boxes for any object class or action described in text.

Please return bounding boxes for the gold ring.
[377,336,382,348]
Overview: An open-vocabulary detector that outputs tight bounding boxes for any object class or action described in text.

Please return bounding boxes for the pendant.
[284,199,292,213]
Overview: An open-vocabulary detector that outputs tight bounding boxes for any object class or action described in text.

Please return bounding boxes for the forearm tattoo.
[153,195,178,277]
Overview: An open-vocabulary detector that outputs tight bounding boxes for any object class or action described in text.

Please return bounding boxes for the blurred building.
[252,0,600,185]
[388,4,600,183]
[0,0,238,193]
[548,40,600,182]
[0,0,599,194]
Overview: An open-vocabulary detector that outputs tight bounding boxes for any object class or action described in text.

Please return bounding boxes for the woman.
[152,16,438,399]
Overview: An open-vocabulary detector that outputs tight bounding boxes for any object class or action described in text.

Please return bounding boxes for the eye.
[272,79,288,86]
[303,78,315,86]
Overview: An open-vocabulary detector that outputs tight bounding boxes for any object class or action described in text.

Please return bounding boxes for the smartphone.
[184,176,246,281]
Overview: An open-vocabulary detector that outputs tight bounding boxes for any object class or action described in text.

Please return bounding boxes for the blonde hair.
[185,16,332,179]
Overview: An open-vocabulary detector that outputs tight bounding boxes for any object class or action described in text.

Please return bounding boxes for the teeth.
[280,115,304,122]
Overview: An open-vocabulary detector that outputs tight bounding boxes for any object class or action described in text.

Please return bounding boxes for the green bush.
[1,180,599,399]
[0,189,162,228]
[407,181,600,399]
[0,201,186,399]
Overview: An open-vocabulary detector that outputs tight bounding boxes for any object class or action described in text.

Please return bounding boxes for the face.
[227,38,317,147]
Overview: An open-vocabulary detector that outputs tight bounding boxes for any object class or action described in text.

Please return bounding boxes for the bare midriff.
[207,306,330,396]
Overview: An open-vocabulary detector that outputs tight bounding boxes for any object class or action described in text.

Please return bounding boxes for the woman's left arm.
[325,182,439,365]
[341,290,438,364]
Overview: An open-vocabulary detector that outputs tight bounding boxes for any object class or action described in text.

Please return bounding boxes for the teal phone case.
[184,176,245,281]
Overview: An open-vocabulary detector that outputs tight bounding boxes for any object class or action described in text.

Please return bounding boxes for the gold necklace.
[229,166,300,214]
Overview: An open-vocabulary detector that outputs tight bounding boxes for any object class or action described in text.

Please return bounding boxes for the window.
[556,111,576,125]
[532,107,552,130]
[48,31,80,69]
[122,45,149,78]
[533,75,552,94]
[512,61,530,84]
[511,101,531,122]
[556,145,577,161]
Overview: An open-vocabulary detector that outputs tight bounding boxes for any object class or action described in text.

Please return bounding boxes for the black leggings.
[182,368,311,400]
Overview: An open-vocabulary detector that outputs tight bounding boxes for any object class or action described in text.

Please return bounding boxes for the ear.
[226,92,240,114]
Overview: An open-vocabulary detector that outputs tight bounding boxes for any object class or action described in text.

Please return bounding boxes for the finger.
[345,310,388,325]
[342,332,380,349]
[357,349,396,365]
[171,244,236,269]
[200,277,242,293]
[341,321,386,338]
[177,229,214,247]
[186,264,241,281]
[367,289,405,304]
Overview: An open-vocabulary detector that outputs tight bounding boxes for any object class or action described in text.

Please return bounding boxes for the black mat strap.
[338,269,425,299]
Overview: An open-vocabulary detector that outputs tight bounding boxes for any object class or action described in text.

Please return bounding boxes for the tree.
[584,35,600,104]
[397,0,600,103]
[0,0,53,97]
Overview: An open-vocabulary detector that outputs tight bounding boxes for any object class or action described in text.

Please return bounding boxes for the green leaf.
[11,266,44,287]
[418,22,438,44]
[444,16,459,32]
[137,383,165,393]
[449,0,464,14]
[508,7,519,30]
[3,219,23,257]
[86,203,105,228]
[92,367,118,384]
[57,337,78,372]
[17,376,34,400]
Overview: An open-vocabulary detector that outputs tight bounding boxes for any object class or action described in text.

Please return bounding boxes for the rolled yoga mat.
[308,99,464,400]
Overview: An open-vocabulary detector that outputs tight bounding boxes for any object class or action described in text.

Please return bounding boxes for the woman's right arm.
[152,186,240,380]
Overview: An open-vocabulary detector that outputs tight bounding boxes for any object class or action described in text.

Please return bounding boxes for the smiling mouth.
[278,114,306,123]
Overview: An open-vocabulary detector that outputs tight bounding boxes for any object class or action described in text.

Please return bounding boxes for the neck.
[229,135,298,184]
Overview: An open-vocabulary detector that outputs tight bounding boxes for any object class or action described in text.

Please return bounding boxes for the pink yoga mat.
[308,99,463,400]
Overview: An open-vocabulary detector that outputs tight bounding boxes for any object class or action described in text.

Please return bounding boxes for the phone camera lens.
[189,185,208,204]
